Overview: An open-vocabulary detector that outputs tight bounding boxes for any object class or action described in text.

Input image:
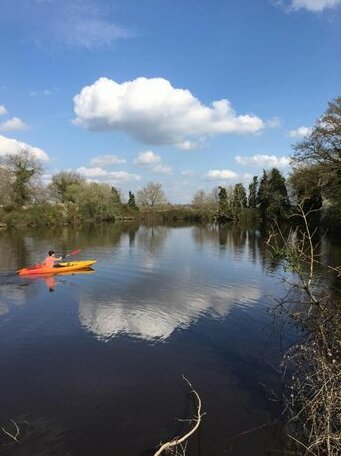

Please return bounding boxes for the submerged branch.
[153,376,205,456]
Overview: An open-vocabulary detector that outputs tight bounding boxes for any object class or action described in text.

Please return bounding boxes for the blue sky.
[0,0,340,203]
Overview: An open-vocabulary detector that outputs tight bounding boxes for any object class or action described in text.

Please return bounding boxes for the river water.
[0,222,313,455]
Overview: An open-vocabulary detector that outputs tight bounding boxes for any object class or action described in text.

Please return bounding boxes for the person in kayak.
[43,250,62,268]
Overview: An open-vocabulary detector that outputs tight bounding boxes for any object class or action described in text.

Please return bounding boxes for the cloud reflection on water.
[78,280,261,342]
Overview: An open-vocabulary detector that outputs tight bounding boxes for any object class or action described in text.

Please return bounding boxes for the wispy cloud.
[273,0,341,12]
[152,164,173,175]
[29,88,55,96]
[74,77,266,147]
[181,170,195,177]
[90,154,126,167]
[4,0,133,50]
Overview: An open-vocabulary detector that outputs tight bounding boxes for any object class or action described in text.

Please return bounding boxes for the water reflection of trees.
[191,224,265,264]
[136,225,170,253]
[0,222,141,270]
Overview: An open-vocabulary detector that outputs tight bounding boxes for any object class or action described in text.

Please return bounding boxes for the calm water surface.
[0,223,304,455]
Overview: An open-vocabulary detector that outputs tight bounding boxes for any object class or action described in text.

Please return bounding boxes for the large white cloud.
[290,0,341,11]
[235,154,290,168]
[73,77,265,147]
[0,134,49,160]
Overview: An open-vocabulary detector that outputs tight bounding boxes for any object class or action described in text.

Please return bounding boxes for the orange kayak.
[17,260,96,276]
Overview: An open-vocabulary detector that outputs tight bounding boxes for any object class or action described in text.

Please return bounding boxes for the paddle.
[60,249,81,260]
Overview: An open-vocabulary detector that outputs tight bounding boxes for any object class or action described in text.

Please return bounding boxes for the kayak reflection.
[22,268,95,292]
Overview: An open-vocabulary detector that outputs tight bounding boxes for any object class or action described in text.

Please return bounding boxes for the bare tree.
[136,182,168,208]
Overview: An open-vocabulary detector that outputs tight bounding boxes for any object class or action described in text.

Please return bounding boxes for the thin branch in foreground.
[152,376,205,456]
[1,419,21,442]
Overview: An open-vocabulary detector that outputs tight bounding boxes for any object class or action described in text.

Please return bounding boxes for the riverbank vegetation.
[267,203,341,455]
[0,96,340,234]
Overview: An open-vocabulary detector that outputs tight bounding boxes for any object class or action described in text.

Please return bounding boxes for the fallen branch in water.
[153,376,205,456]
[1,419,21,442]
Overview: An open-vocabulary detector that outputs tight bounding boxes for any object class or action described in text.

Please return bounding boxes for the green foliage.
[291,96,341,232]
[49,171,85,202]
[66,182,121,221]
[294,96,341,172]
[0,150,43,209]
[288,165,323,213]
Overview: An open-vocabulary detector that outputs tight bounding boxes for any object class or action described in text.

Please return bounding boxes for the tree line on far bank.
[0,96,340,232]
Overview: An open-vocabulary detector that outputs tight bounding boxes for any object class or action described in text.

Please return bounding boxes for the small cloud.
[0,134,49,160]
[152,164,172,175]
[0,105,7,116]
[235,154,290,168]
[134,150,161,165]
[90,154,126,167]
[76,166,140,182]
[108,171,141,182]
[288,126,312,138]
[176,140,201,150]
[206,169,237,180]
[76,166,109,177]
[29,88,56,97]
[0,117,28,131]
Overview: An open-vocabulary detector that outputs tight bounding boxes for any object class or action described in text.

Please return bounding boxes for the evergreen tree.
[248,176,258,208]
[268,168,290,218]
[257,170,270,218]
[257,168,290,220]
[218,186,228,212]
[127,191,138,210]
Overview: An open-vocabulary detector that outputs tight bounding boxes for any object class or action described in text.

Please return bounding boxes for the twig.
[153,376,205,456]
[1,419,21,442]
